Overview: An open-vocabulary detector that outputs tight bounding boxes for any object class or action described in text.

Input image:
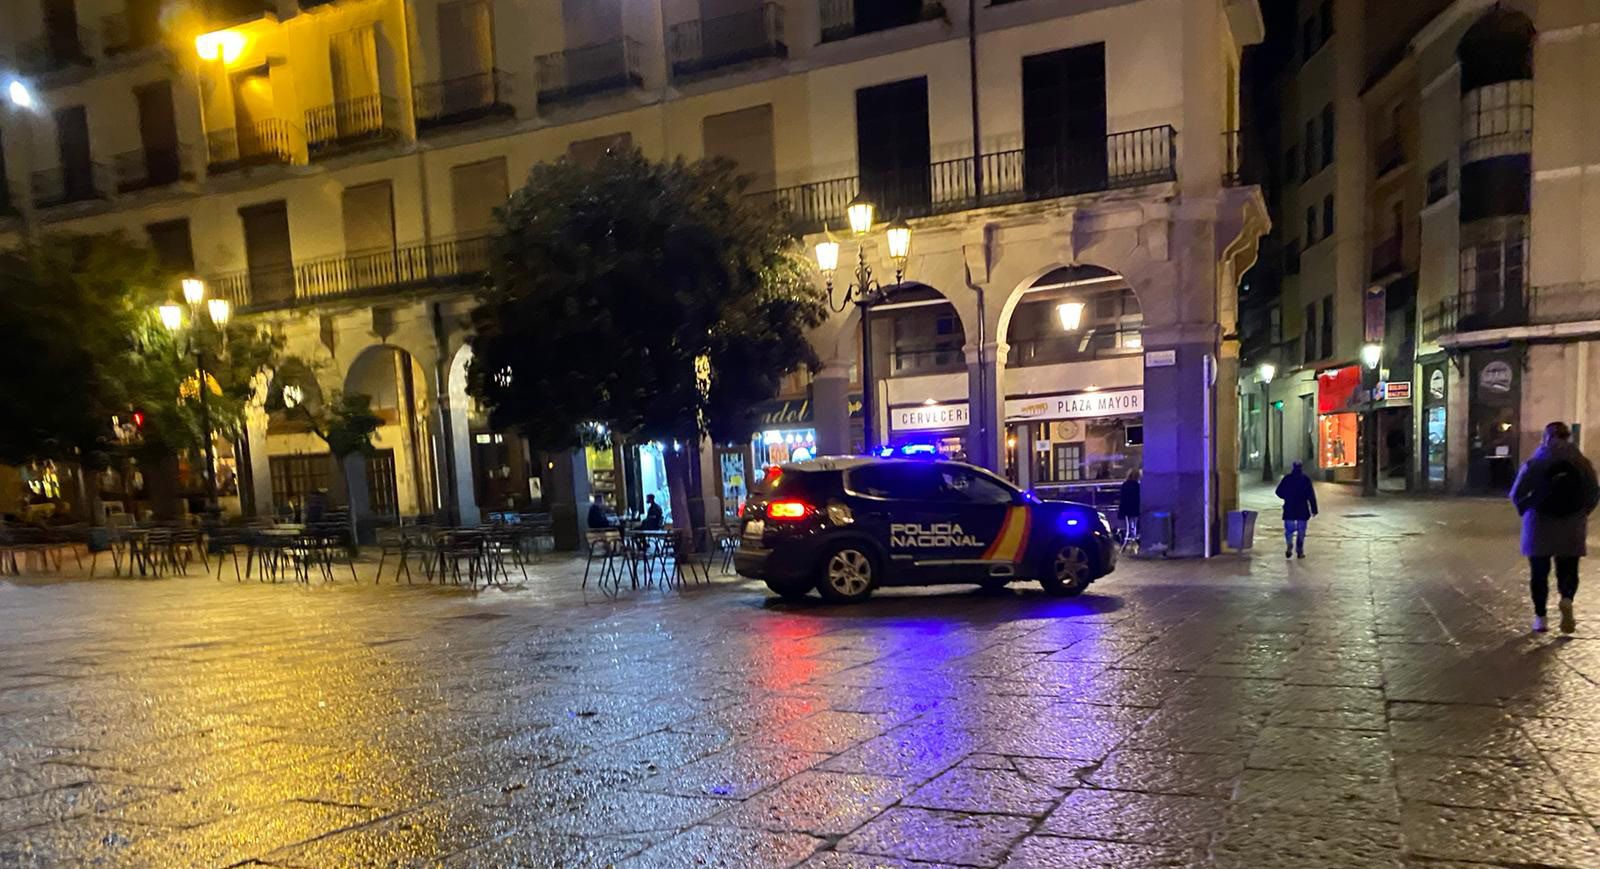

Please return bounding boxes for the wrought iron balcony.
[750,127,1177,230]
[211,234,495,313]
[207,119,300,171]
[305,95,401,156]
[15,30,94,75]
[668,3,786,79]
[1374,134,1405,177]
[114,144,190,192]
[1370,235,1403,281]
[414,70,513,131]
[820,0,945,42]
[1420,283,1600,342]
[31,164,112,208]
[101,11,159,56]
[536,38,645,104]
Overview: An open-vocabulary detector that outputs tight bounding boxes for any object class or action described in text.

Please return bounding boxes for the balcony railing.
[1370,235,1402,281]
[31,164,112,208]
[820,0,945,43]
[888,345,965,376]
[669,3,787,79]
[1222,130,1242,186]
[211,235,495,312]
[101,11,159,56]
[207,120,300,171]
[536,38,645,104]
[114,144,190,192]
[1008,330,1143,368]
[414,69,513,131]
[305,95,400,156]
[16,30,94,75]
[1374,134,1405,177]
[750,127,1177,230]
[1420,283,1600,341]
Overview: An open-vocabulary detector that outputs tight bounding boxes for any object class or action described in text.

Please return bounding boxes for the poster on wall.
[1319,413,1358,469]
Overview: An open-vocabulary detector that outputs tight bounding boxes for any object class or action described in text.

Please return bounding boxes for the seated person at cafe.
[587,496,615,530]
[641,494,664,530]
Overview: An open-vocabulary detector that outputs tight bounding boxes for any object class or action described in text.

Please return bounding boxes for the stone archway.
[342,343,439,522]
[993,265,1146,491]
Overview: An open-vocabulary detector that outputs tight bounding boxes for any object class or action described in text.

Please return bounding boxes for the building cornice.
[1411,0,1497,55]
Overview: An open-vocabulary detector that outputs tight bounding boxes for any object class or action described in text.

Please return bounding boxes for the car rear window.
[752,468,831,500]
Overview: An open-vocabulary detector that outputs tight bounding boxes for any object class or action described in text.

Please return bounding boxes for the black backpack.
[1534,460,1588,518]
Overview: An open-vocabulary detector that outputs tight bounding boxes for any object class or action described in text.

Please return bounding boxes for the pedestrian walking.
[1275,460,1318,559]
[1118,468,1141,545]
[1510,421,1600,633]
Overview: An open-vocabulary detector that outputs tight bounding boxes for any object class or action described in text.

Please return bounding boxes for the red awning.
[1317,365,1361,415]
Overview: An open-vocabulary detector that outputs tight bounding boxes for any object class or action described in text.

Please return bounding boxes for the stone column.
[813,364,852,456]
[1140,324,1221,557]
[432,398,479,526]
[964,340,1007,472]
[245,407,273,518]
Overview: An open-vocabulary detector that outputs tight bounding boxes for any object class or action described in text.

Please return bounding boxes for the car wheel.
[1040,545,1092,597]
[816,544,877,604]
[766,581,811,601]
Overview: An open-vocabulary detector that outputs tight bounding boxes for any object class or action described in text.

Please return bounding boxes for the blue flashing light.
[899,443,937,456]
[1066,518,1080,526]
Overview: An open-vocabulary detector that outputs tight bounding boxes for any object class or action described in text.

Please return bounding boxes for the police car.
[734,456,1116,603]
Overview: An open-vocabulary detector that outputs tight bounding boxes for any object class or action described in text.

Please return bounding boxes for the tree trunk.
[663,443,697,548]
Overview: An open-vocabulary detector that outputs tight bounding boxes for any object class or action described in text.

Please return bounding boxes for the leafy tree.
[467,150,826,535]
[0,233,283,516]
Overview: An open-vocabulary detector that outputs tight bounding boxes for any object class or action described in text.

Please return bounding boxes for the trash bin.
[1226,509,1258,550]
[1143,510,1174,555]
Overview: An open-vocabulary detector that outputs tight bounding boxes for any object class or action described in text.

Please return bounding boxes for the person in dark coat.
[1118,469,1142,541]
[1510,421,1600,633]
[1274,460,1318,559]
[586,497,614,531]
[641,494,665,530]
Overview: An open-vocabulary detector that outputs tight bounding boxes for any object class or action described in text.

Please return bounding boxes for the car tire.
[766,581,812,601]
[815,543,878,604]
[1040,544,1093,597]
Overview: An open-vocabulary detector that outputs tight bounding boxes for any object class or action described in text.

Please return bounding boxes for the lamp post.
[1361,342,1382,497]
[159,279,231,513]
[814,196,911,454]
[1258,362,1276,482]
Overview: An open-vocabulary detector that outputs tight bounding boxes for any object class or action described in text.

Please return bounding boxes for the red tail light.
[766,499,813,520]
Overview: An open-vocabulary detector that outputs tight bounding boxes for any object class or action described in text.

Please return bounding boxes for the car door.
[928,465,1026,580]
[844,462,945,583]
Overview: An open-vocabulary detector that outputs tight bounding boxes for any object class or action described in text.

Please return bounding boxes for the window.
[1304,303,1318,362]
[146,219,194,273]
[1320,296,1334,359]
[1319,0,1333,44]
[936,467,1016,505]
[1303,119,1316,178]
[1285,238,1302,275]
[1460,232,1528,314]
[703,104,776,192]
[269,454,335,509]
[1305,206,1317,243]
[845,464,939,500]
[857,76,933,214]
[1320,103,1334,169]
[450,157,508,237]
[1053,444,1084,481]
[1323,194,1335,236]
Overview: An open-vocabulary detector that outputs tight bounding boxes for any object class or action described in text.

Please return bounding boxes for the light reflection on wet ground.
[4,485,1600,866]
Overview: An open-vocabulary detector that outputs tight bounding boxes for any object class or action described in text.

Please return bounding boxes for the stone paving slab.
[5,482,1600,866]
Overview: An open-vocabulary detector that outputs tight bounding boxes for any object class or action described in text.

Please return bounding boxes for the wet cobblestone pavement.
[7,483,1600,867]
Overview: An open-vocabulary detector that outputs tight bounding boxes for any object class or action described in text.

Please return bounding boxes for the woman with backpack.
[1511,422,1600,633]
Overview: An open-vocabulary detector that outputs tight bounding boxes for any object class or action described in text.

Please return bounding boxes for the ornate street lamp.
[1258,362,1276,482]
[814,196,912,453]
[159,278,227,512]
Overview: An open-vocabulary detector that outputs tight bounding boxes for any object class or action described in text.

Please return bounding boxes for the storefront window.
[586,444,618,510]
[1025,418,1143,484]
[1319,413,1358,468]
[754,428,817,468]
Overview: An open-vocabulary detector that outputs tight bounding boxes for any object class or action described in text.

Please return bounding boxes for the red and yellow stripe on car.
[982,507,1031,562]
